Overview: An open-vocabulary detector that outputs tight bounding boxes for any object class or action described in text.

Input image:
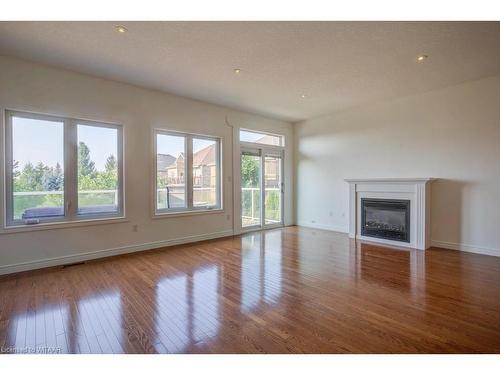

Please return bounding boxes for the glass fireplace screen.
[361,198,410,243]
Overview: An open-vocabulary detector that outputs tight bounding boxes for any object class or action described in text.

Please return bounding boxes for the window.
[77,123,120,215]
[156,133,186,210]
[155,130,221,214]
[239,129,284,147]
[10,115,65,222]
[193,138,218,208]
[5,110,123,227]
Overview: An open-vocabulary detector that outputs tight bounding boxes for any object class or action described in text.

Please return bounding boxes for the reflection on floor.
[1,226,500,353]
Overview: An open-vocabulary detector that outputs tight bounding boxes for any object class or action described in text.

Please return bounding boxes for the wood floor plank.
[1,226,500,353]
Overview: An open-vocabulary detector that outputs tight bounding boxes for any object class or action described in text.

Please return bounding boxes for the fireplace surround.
[345,178,435,250]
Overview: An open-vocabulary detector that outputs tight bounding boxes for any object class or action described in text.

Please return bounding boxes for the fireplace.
[345,178,434,249]
[361,198,410,243]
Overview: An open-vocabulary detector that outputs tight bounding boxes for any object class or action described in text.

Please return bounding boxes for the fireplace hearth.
[361,198,410,243]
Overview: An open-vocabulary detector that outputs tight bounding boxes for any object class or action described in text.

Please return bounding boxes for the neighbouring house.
[156,153,176,175]
[157,145,214,188]
[157,152,185,185]
[192,144,217,188]
[157,144,217,207]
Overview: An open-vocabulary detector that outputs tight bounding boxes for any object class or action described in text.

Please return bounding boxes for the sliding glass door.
[241,148,283,230]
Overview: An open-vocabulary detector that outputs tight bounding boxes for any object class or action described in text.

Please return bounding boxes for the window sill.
[153,208,224,219]
[1,216,128,235]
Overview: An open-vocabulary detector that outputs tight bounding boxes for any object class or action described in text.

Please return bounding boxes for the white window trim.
[154,129,222,216]
[3,110,125,229]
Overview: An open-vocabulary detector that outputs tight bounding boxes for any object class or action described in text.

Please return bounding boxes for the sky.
[12,116,117,171]
[78,124,117,170]
[13,117,64,170]
[157,134,214,157]
[239,130,265,143]
[240,130,280,145]
[157,133,185,157]
[193,138,214,153]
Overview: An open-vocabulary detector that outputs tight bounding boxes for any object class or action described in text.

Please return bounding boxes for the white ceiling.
[0,21,499,122]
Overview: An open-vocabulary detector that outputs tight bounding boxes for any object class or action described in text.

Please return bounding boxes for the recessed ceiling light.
[233,68,241,74]
[115,25,128,33]
[301,94,307,98]
[416,54,428,62]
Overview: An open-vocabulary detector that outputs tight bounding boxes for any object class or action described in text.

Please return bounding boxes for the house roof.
[255,134,281,146]
[157,153,176,169]
[159,144,215,172]
[193,144,216,167]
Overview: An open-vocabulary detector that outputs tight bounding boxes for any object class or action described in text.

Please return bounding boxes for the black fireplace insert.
[361,198,410,242]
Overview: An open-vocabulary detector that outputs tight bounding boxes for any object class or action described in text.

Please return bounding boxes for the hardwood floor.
[1,226,499,353]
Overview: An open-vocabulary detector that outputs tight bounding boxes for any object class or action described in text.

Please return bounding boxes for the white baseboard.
[431,239,500,257]
[296,221,348,234]
[0,229,234,276]
[296,223,500,258]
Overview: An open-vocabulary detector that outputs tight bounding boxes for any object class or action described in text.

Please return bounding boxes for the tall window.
[10,115,65,222]
[5,110,123,227]
[156,133,186,210]
[77,124,120,215]
[155,130,221,214]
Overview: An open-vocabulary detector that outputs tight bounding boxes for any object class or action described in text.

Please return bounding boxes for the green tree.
[13,160,20,178]
[13,160,20,191]
[78,142,96,177]
[105,155,117,173]
[46,162,63,191]
[35,162,50,189]
[79,151,117,191]
[241,155,259,187]
[15,162,44,191]
[13,145,119,216]
[265,191,280,221]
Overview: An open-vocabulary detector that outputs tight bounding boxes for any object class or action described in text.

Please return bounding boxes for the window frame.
[154,129,222,216]
[4,110,124,228]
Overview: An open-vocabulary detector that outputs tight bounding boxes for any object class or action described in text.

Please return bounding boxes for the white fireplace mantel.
[345,178,436,250]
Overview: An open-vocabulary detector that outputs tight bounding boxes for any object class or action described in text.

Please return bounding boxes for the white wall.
[295,74,500,257]
[0,56,294,274]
